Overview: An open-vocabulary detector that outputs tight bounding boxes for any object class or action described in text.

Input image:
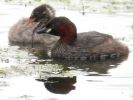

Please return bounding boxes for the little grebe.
[8,4,58,45]
[35,17,129,60]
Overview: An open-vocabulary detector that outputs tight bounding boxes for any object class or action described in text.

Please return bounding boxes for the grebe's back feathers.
[73,31,112,49]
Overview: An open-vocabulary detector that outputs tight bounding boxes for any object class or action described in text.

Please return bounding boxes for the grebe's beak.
[26,18,35,24]
[37,27,52,34]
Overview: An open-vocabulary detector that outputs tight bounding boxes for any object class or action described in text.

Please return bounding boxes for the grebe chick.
[36,17,129,60]
[8,4,58,45]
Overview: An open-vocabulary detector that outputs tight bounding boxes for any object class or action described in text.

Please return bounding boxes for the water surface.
[0,3,133,100]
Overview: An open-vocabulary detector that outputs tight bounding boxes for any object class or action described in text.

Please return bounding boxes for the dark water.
[0,3,133,100]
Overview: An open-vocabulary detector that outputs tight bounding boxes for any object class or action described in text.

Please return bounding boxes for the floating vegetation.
[32,49,50,59]
[0,68,7,77]
[0,65,36,77]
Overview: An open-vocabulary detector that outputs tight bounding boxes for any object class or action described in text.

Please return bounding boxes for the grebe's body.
[36,17,128,60]
[8,4,58,45]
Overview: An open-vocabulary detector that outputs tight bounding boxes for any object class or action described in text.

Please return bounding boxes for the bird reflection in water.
[36,76,76,94]
[50,55,128,75]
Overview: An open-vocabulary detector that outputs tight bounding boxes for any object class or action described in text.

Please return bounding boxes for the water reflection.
[36,76,76,94]
[39,56,128,76]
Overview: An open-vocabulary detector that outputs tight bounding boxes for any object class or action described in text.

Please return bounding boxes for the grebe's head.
[36,17,77,44]
[27,4,55,23]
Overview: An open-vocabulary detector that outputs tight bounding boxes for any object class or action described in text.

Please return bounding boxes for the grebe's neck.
[51,40,72,58]
[59,33,77,45]
[58,23,77,45]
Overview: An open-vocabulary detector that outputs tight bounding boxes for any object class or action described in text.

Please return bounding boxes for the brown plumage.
[8,4,58,46]
[36,17,129,60]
